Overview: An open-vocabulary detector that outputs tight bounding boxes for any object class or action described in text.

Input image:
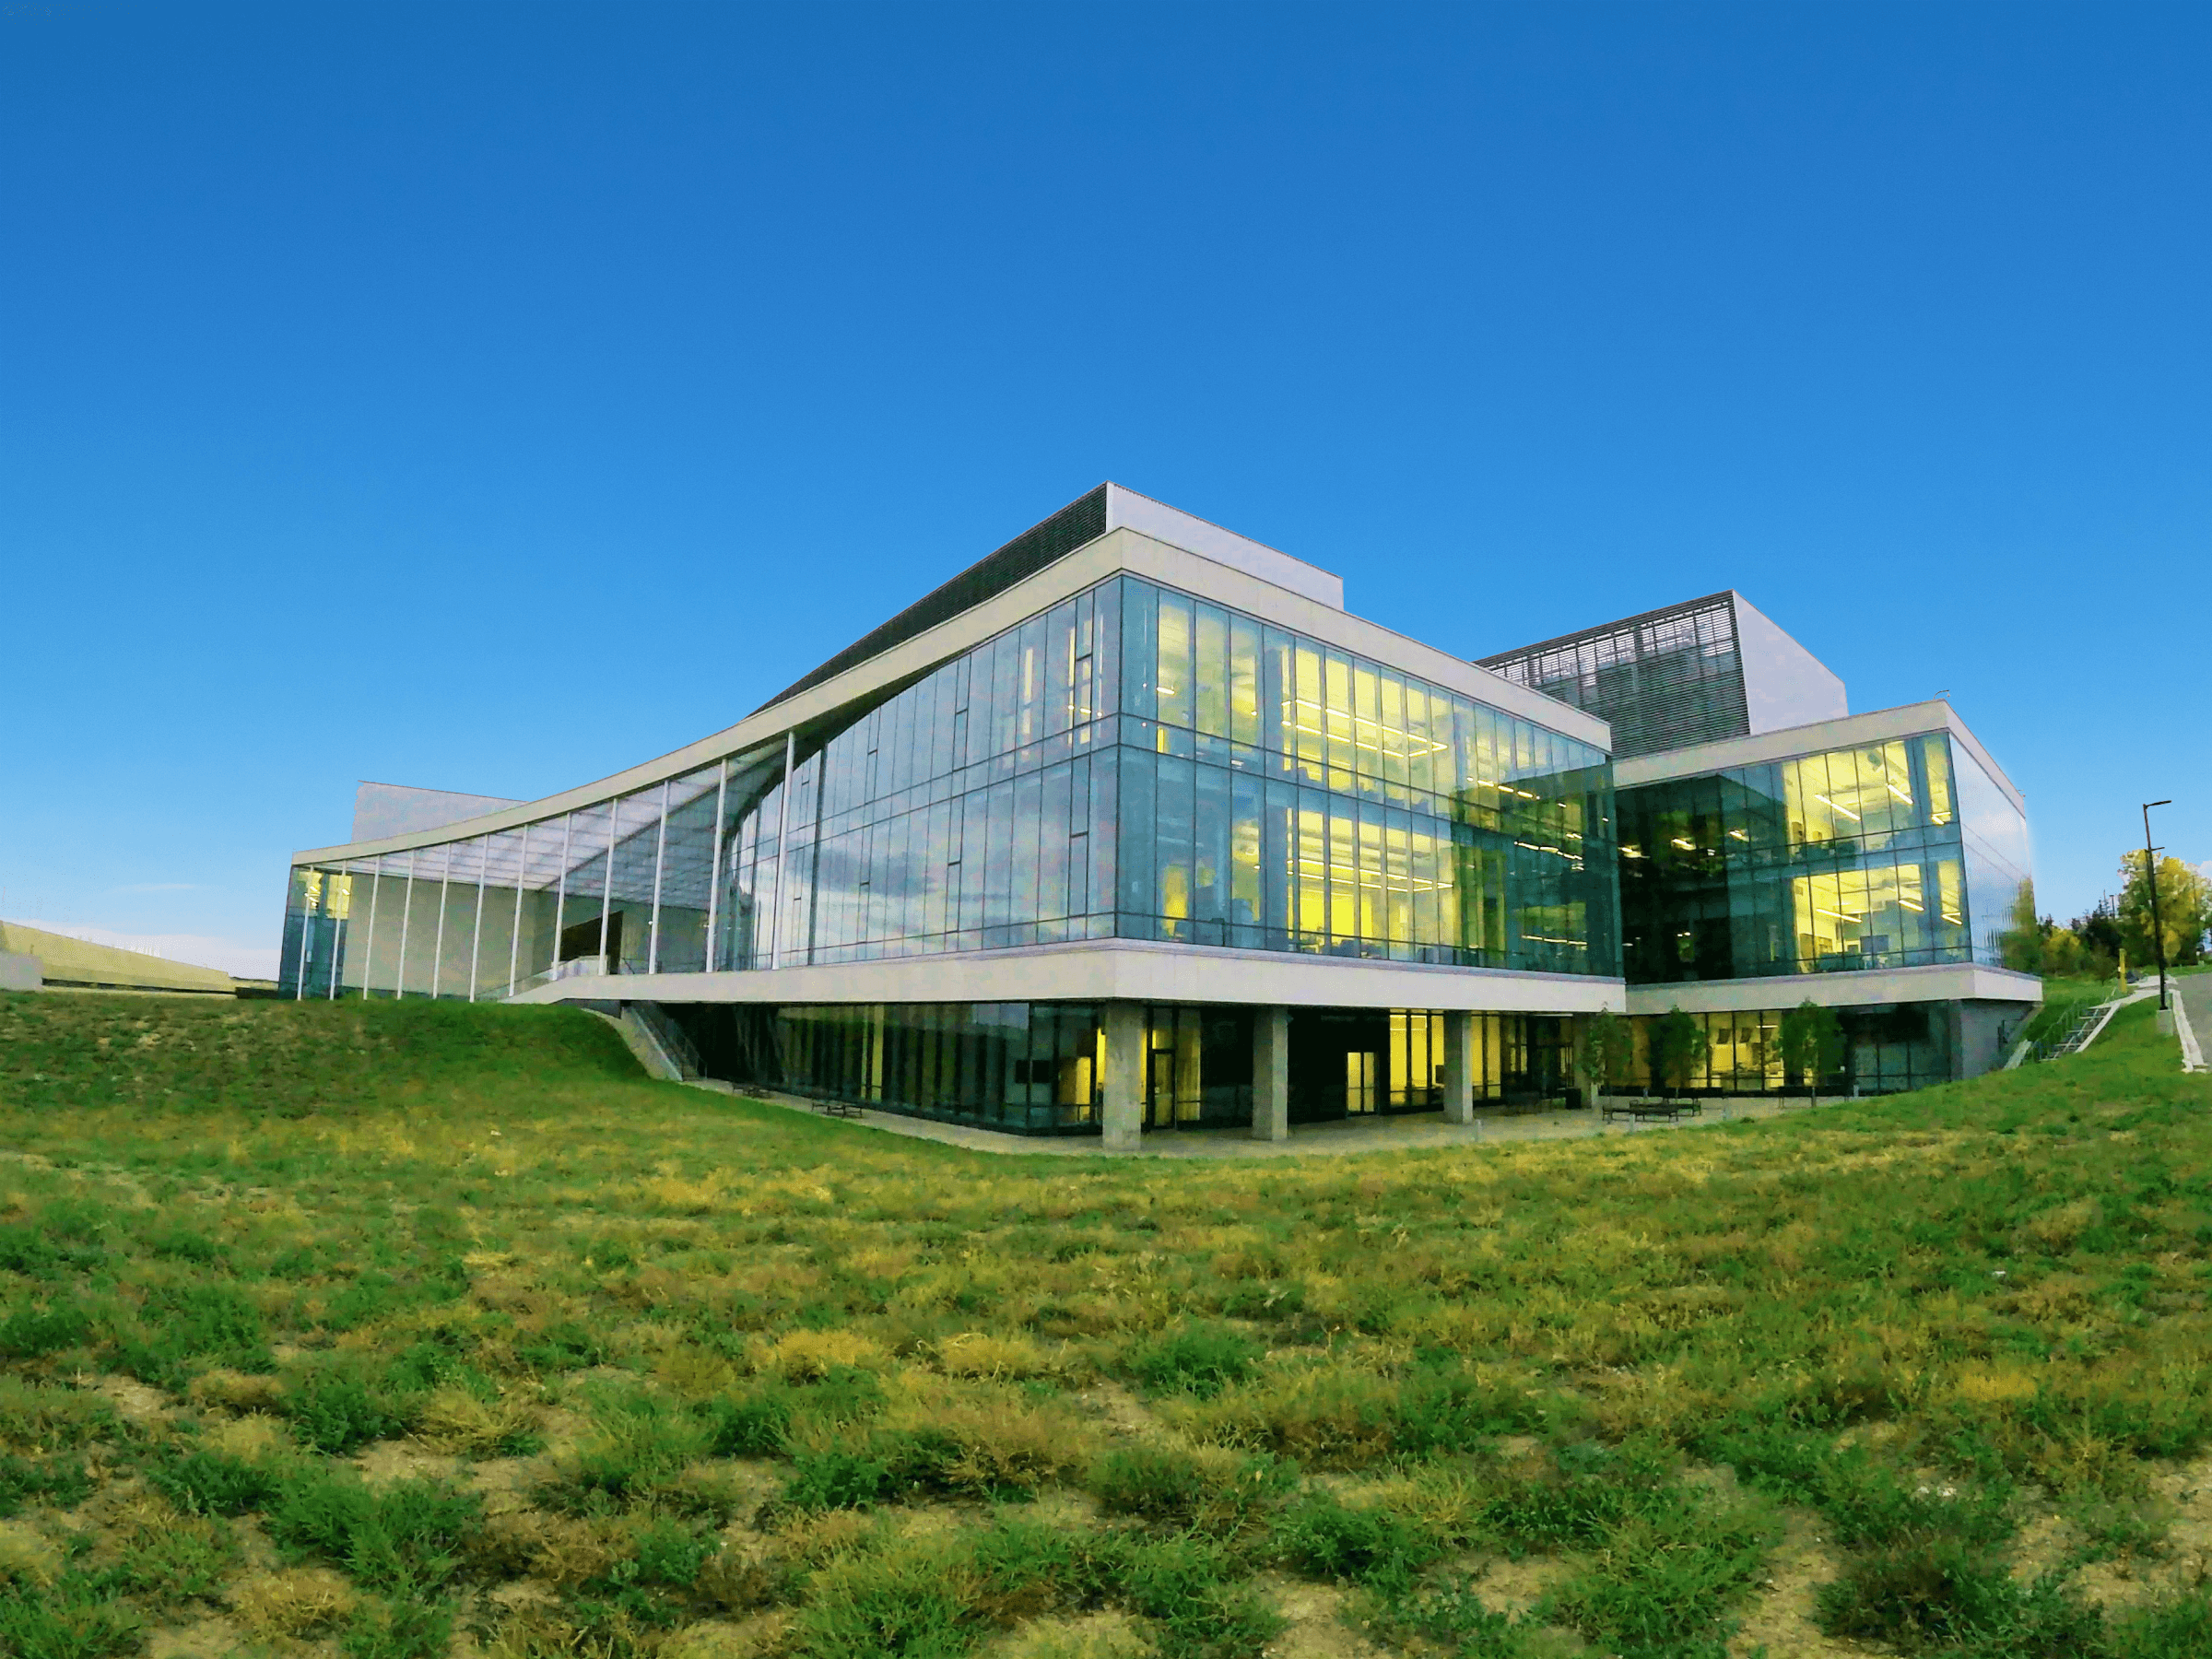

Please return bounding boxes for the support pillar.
[1101,1001,1147,1154]
[1252,1006,1289,1142]
[1571,1014,1598,1109]
[1442,1009,1476,1124]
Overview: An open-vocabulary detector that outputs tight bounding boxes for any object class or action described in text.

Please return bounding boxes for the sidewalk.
[2169,972,2209,1072]
[698,1082,1818,1159]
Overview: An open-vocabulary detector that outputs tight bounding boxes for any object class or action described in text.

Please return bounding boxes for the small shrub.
[284,1362,414,1453]
[782,1449,892,1511]
[1273,1492,1439,1595]
[0,1300,95,1359]
[1394,1363,1551,1453]
[1815,1537,2102,1653]
[790,1536,977,1659]
[0,1575,146,1659]
[545,1390,712,1512]
[1546,1496,1776,1657]
[1120,1535,1281,1659]
[0,1455,93,1519]
[339,1594,455,1659]
[1091,1443,1293,1532]
[1477,1439,1677,1552]
[1370,1575,1534,1659]
[703,1389,793,1456]
[515,1320,606,1373]
[144,1446,279,1517]
[93,1504,240,1607]
[1131,1324,1259,1399]
[268,1468,482,1594]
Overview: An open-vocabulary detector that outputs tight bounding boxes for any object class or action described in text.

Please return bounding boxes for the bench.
[1602,1099,1703,1124]
[812,1097,865,1119]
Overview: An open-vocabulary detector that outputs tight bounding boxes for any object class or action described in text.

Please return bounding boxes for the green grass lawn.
[1,990,2209,1659]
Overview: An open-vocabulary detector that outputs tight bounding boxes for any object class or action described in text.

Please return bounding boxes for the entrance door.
[1149,1051,1178,1128]
[1346,1051,1377,1113]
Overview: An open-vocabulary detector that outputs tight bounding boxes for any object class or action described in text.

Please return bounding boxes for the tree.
[1576,1011,1635,1102]
[1780,999,1846,1107]
[2118,850,2211,970]
[2041,925,2091,980]
[1647,1007,1703,1102]
[2069,897,2123,981]
[1999,879,2044,974]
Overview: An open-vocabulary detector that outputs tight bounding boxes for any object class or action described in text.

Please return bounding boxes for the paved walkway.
[693,1081,1821,1159]
[2169,971,2209,1072]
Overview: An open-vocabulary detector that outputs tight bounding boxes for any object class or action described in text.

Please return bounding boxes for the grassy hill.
[1,990,2208,1659]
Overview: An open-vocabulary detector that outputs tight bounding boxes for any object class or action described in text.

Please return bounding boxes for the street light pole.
[2143,800,2172,1012]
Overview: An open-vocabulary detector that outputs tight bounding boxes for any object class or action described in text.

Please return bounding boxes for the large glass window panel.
[1156,593,1194,733]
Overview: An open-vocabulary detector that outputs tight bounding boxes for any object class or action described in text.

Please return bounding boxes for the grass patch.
[2,989,2209,1654]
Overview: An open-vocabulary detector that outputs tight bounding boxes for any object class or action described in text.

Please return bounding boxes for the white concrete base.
[1625,961,2041,1017]
[512,936,1627,1017]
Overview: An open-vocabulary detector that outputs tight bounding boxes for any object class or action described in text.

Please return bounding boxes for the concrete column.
[1571,1014,1598,1109]
[1252,1006,1290,1141]
[1101,1001,1147,1154]
[1442,1009,1476,1124]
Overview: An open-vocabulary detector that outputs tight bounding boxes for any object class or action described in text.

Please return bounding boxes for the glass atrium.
[280,573,1619,1001]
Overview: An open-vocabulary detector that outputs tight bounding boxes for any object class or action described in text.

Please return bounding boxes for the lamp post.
[2143,800,2172,1012]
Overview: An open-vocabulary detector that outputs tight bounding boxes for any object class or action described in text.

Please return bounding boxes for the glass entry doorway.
[1345,1051,1377,1113]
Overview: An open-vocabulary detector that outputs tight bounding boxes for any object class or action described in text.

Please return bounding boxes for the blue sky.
[5,1,2206,977]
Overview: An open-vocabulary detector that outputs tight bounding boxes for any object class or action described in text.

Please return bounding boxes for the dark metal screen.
[1477,593,1749,759]
[753,484,1112,714]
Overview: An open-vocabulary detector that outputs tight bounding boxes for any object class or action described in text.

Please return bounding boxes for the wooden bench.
[812,1097,865,1119]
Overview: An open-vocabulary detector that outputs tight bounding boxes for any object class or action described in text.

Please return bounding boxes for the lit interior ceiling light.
[1813,794,1863,822]
[1887,782,1914,804]
[1900,900,1924,912]
[1816,907,1864,922]
[1728,829,1749,841]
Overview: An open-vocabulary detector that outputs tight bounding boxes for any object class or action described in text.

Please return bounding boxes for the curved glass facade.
[1616,730,2028,982]
[279,575,1619,999]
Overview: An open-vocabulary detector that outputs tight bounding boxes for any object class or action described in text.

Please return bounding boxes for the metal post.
[430,843,452,1001]
[329,869,345,1000]
[768,732,796,970]
[704,759,729,971]
[394,851,417,1000]
[360,870,381,1000]
[552,814,572,971]
[467,836,488,1003]
[598,801,618,972]
[649,779,670,974]
[508,822,530,997]
[292,869,314,1000]
[2145,800,2173,1011]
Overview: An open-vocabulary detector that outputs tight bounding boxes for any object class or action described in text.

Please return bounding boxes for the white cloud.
[14,921,277,981]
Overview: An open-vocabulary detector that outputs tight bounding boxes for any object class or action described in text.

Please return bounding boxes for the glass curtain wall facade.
[1617,731,2027,983]
[1621,1004,1957,1097]
[664,1000,1572,1135]
[718,574,1618,976]
[280,576,1619,996]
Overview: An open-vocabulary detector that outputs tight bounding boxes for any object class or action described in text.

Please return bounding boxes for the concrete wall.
[1625,960,2041,1018]
[1731,593,1848,734]
[514,935,1627,1017]
[0,952,40,992]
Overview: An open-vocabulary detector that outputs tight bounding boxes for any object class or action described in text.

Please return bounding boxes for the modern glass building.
[1488,600,2041,1098]
[280,486,1623,1143]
